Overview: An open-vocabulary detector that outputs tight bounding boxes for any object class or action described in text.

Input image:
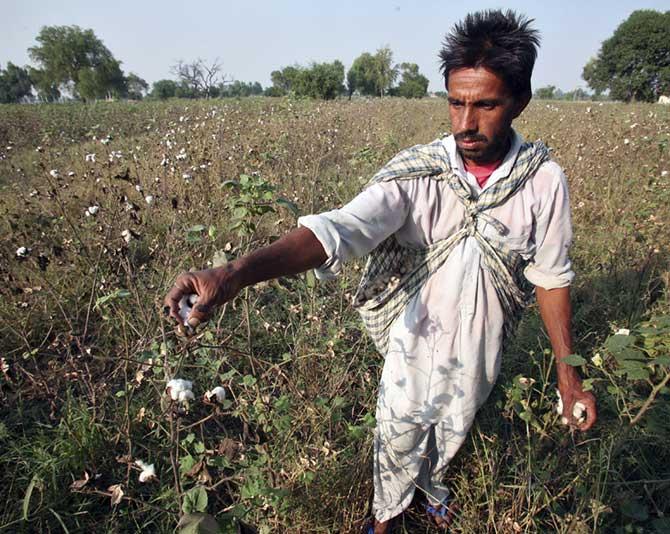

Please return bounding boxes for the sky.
[2,0,669,93]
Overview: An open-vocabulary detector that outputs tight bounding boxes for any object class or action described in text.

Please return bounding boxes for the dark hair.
[439,10,540,98]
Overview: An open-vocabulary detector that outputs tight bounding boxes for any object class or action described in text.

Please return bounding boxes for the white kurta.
[298,131,574,521]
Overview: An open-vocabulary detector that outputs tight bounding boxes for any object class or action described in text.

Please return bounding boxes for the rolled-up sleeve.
[298,181,409,279]
[524,166,575,289]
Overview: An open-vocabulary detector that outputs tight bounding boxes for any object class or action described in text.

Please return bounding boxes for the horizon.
[3,0,670,94]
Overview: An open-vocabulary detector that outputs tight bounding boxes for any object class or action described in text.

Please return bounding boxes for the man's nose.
[459,106,478,132]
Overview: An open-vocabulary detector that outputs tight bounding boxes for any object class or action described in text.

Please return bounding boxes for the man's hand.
[164,264,242,328]
[557,378,597,431]
[536,285,597,432]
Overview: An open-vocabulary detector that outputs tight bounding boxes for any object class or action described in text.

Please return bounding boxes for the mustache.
[454,131,488,143]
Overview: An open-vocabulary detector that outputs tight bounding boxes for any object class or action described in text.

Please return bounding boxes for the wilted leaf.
[70,471,90,490]
[108,484,124,506]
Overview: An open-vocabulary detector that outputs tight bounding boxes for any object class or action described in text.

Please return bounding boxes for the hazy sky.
[3,0,669,93]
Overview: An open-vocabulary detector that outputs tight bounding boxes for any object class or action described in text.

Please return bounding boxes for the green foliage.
[583,10,670,101]
[182,487,208,514]
[270,62,345,100]
[347,47,399,97]
[28,25,127,100]
[223,174,278,238]
[0,62,33,103]
[220,80,263,98]
[126,72,149,100]
[151,79,178,99]
[391,62,429,98]
[534,85,557,99]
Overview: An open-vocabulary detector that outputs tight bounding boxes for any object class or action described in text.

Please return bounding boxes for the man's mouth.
[458,138,484,149]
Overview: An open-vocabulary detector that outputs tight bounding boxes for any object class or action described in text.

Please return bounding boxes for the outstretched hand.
[163,265,242,329]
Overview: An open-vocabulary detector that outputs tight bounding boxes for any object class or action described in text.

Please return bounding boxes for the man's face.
[447,66,528,165]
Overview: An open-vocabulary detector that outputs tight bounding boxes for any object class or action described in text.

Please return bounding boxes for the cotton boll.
[167,378,193,392]
[135,460,156,482]
[178,294,199,326]
[16,246,30,258]
[204,386,226,403]
[178,389,195,403]
[144,195,155,206]
[573,401,586,424]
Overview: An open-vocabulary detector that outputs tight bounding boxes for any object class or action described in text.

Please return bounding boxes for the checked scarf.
[352,135,550,355]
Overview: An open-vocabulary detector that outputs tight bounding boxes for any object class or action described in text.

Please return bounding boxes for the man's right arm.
[164,227,327,327]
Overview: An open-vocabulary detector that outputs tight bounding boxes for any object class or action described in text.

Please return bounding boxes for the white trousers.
[372,416,470,522]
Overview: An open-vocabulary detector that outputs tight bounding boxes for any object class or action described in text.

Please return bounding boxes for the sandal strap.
[425,496,450,518]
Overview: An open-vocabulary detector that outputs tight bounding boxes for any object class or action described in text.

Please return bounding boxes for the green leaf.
[94,288,131,310]
[605,333,636,354]
[276,197,300,216]
[182,486,208,514]
[23,474,39,520]
[178,513,222,534]
[621,499,649,521]
[582,378,595,392]
[305,270,316,289]
[188,224,206,233]
[242,375,257,387]
[561,354,587,366]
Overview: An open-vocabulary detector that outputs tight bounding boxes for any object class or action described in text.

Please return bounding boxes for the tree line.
[0,26,429,104]
[2,9,668,104]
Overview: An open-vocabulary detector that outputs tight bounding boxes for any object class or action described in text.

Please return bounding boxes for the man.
[165,10,596,532]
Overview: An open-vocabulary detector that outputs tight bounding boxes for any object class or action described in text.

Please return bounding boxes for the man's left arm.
[536,285,596,431]
[525,163,596,431]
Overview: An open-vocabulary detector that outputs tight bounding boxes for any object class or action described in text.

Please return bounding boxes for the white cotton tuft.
[16,246,30,258]
[135,460,156,482]
[144,195,155,206]
[178,294,199,326]
[178,389,195,402]
[205,386,226,403]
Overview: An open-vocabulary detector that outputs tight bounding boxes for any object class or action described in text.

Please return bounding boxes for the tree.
[28,25,127,100]
[392,62,429,98]
[126,73,148,99]
[292,61,345,100]
[347,52,377,97]
[171,58,230,98]
[534,85,557,99]
[221,80,264,97]
[150,79,178,99]
[374,46,398,97]
[77,58,126,101]
[270,65,301,95]
[0,62,33,103]
[347,47,399,97]
[583,10,670,102]
[269,62,344,99]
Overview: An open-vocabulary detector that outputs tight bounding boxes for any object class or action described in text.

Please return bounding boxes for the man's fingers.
[164,274,196,324]
[187,302,213,327]
[578,397,597,431]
